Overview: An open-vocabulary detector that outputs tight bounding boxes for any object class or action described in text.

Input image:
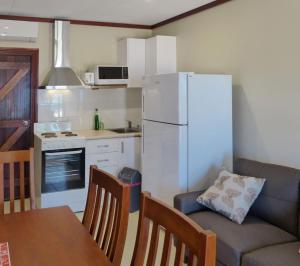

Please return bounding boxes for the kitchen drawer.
[87,166,120,177]
[100,166,120,177]
[86,139,121,154]
[85,165,120,184]
[86,153,120,169]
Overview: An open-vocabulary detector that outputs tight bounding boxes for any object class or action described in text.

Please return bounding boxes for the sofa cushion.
[188,211,297,266]
[242,242,300,266]
[235,159,300,237]
[197,170,266,224]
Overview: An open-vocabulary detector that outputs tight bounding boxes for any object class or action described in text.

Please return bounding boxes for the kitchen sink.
[109,128,141,134]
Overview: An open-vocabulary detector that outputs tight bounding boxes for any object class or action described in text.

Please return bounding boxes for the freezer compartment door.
[143,73,188,125]
[142,120,188,205]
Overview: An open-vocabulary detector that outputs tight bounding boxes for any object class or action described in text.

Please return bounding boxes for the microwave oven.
[94,65,129,85]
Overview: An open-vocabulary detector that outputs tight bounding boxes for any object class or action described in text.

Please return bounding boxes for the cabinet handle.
[97,145,109,148]
[142,125,144,154]
[121,141,124,153]
[97,159,109,163]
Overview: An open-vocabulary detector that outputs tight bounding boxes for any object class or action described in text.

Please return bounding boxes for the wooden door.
[0,48,38,151]
[0,48,38,201]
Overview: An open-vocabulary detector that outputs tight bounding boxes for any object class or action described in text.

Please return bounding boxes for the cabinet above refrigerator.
[118,36,177,88]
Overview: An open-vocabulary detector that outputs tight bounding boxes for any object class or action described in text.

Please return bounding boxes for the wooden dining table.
[0,206,114,266]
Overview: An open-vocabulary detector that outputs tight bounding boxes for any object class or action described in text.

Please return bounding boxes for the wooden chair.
[82,165,130,266]
[0,148,35,215]
[131,192,217,266]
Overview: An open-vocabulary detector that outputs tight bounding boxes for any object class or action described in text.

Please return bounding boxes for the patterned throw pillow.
[197,170,266,224]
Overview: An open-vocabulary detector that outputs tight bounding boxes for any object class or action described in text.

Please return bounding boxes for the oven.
[42,148,85,194]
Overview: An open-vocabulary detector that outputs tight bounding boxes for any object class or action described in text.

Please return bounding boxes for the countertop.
[75,129,142,140]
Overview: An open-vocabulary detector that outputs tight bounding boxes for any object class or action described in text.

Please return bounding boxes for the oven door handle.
[45,150,83,156]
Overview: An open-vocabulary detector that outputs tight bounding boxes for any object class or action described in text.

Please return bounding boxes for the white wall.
[3,1,300,169]
[0,22,151,129]
[154,0,300,169]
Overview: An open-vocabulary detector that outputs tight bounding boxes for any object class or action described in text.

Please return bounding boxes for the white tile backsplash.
[38,88,142,130]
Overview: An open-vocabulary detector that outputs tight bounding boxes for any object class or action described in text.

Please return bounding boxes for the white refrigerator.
[142,72,233,205]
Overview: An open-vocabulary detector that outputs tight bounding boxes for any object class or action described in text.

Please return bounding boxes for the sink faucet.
[126,120,132,129]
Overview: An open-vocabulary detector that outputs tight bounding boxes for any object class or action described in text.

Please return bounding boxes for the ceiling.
[0,0,216,26]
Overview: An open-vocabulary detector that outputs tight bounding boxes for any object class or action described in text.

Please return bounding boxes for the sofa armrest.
[174,190,208,215]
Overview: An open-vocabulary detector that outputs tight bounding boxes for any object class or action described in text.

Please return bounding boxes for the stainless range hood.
[40,20,84,89]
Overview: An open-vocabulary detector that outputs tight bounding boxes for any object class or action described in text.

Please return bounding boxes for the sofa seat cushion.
[242,242,300,266]
[188,211,297,266]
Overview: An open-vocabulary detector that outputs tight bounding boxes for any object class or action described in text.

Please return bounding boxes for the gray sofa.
[174,159,300,266]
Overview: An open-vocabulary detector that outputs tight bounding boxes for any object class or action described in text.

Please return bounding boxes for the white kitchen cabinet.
[118,38,145,88]
[145,36,177,76]
[120,137,141,171]
[86,138,120,154]
[85,137,141,178]
[85,165,120,178]
[86,153,120,170]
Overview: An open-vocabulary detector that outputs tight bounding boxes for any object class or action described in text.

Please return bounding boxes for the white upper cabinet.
[118,38,145,88]
[145,36,177,76]
[118,36,177,86]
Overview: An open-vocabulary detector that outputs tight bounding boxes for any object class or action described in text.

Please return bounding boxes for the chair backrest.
[235,158,300,237]
[0,148,35,214]
[82,166,130,266]
[131,192,216,266]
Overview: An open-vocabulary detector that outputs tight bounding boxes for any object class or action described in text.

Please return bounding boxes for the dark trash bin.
[118,167,142,213]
